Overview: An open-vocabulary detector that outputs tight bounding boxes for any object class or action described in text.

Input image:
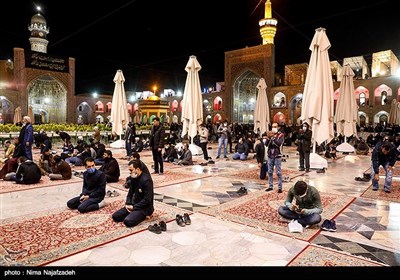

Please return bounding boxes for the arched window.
[359,93,366,106]
[381,91,388,105]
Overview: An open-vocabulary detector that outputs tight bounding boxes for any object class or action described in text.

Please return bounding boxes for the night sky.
[1,0,398,94]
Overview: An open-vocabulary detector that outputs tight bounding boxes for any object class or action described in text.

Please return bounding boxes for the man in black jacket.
[149,117,165,174]
[5,156,42,184]
[67,157,106,213]
[371,141,397,193]
[297,122,312,172]
[112,160,154,227]
[99,150,120,183]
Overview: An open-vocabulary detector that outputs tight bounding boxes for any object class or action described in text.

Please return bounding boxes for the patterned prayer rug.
[220,167,305,185]
[0,200,183,266]
[288,245,383,266]
[200,190,354,241]
[0,176,83,194]
[360,181,400,203]
[108,170,212,191]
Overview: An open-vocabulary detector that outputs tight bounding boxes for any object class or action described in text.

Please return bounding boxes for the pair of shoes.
[282,176,290,182]
[148,223,162,234]
[355,177,369,182]
[106,190,120,197]
[98,200,106,209]
[278,189,283,193]
[316,168,325,173]
[176,214,186,227]
[237,187,248,195]
[265,187,273,192]
[159,221,167,231]
[321,219,337,232]
[208,160,215,164]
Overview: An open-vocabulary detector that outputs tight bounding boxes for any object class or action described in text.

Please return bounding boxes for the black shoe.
[305,169,310,172]
[299,168,305,171]
[265,188,273,192]
[176,214,185,227]
[385,190,391,193]
[278,189,283,193]
[237,187,248,195]
[159,221,167,231]
[321,219,331,231]
[372,188,378,191]
[216,156,220,159]
[148,223,162,234]
[183,213,191,225]
[316,168,325,173]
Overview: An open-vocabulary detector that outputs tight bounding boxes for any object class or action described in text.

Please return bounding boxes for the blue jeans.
[217,137,228,157]
[371,163,392,192]
[232,152,247,161]
[278,206,321,227]
[268,157,282,189]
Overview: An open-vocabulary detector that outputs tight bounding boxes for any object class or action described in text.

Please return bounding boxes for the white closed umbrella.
[13,106,22,124]
[335,65,358,152]
[388,99,398,125]
[110,69,129,148]
[253,78,270,135]
[28,105,34,124]
[301,28,335,169]
[181,55,204,155]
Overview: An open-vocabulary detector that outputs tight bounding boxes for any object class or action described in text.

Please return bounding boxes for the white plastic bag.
[288,219,303,233]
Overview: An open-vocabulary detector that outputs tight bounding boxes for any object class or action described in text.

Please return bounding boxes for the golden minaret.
[259,0,278,45]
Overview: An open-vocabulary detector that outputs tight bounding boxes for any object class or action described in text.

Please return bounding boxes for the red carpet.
[0,200,183,266]
[200,190,354,241]
[360,181,400,203]
[288,245,383,266]
[0,176,83,194]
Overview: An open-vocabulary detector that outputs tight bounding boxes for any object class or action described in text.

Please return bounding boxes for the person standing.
[371,141,397,193]
[149,117,165,175]
[216,120,231,159]
[198,123,210,162]
[255,133,269,180]
[278,180,323,228]
[125,122,135,158]
[67,157,106,213]
[297,122,312,172]
[265,123,285,193]
[112,160,154,228]
[19,116,34,160]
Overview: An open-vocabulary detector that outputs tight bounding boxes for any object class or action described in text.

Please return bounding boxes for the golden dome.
[148,95,160,101]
